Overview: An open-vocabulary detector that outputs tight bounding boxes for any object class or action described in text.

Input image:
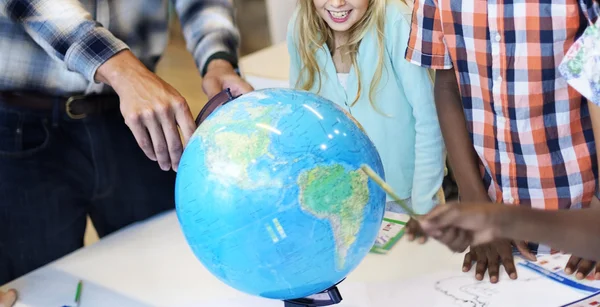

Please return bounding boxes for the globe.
[175,88,386,300]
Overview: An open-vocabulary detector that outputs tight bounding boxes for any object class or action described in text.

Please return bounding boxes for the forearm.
[1,0,128,82]
[434,69,488,201]
[411,130,445,213]
[172,0,240,76]
[588,101,600,193]
[95,50,147,92]
[500,207,600,260]
[409,69,445,214]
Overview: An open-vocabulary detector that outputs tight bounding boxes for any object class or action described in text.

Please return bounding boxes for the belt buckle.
[65,95,87,119]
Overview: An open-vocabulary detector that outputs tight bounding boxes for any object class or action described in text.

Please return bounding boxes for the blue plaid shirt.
[0,0,240,96]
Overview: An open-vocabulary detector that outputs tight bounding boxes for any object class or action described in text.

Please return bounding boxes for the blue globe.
[175,88,386,300]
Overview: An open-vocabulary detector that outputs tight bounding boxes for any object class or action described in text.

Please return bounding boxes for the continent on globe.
[297,164,370,270]
[197,100,292,189]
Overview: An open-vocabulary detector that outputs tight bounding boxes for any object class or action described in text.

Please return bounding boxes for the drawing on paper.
[433,275,544,307]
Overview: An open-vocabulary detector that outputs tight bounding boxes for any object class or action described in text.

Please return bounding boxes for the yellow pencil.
[360,164,418,219]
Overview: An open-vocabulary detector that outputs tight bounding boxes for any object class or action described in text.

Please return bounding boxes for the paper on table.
[244,74,289,90]
[562,292,600,307]
[3,268,150,307]
[366,258,587,307]
[518,253,600,293]
[370,211,408,254]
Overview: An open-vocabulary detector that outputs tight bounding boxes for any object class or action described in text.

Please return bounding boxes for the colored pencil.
[360,164,418,218]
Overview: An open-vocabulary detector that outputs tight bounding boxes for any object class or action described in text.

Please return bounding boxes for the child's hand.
[419,202,506,249]
[0,289,17,307]
[564,256,600,280]
[405,217,428,244]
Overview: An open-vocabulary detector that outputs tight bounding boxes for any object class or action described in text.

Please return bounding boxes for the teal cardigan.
[286,1,445,214]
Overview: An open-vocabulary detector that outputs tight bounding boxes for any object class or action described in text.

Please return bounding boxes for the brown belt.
[0,91,120,119]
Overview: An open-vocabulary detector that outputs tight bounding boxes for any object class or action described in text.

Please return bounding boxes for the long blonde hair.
[294,0,387,110]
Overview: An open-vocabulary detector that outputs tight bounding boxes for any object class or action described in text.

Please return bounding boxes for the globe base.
[282,281,343,307]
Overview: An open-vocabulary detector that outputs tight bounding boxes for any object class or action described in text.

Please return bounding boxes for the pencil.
[360,164,418,218]
[74,280,82,307]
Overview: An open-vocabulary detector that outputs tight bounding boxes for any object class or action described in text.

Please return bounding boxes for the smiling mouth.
[328,10,350,19]
[327,9,352,23]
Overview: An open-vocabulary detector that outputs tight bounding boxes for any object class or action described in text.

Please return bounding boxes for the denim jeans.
[0,96,176,285]
[385,199,413,214]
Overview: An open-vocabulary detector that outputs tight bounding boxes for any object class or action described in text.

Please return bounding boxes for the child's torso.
[311,11,420,199]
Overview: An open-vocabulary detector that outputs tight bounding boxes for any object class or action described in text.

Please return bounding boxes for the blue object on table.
[175,88,386,300]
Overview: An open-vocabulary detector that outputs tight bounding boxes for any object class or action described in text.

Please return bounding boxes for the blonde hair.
[294,0,388,110]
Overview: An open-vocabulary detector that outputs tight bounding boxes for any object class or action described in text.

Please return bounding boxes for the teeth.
[330,10,349,18]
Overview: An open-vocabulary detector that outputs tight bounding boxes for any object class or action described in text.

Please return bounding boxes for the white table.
[1,210,464,306]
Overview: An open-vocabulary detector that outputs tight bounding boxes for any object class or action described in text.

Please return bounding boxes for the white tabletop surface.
[1,210,465,307]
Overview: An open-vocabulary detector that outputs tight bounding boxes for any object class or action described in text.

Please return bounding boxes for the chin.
[325,22,353,33]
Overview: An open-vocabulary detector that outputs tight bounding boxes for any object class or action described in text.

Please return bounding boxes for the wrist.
[206,59,235,72]
[493,205,526,240]
[202,52,239,76]
[491,205,510,239]
[95,50,145,92]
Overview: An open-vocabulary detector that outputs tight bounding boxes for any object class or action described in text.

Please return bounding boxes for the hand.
[202,59,254,99]
[565,256,600,280]
[0,289,17,307]
[420,202,537,282]
[462,240,520,283]
[405,217,428,244]
[420,202,506,248]
[459,240,534,283]
[96,50,196,172]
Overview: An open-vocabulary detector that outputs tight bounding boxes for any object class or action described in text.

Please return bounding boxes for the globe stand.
[282,281,344,307]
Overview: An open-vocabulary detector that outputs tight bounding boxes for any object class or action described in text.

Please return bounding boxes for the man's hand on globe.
[95,50,197,172]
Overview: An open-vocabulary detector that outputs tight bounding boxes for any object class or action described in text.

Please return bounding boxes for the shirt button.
[508,197,515,203]
[495,34,501,42]
[497,76,503,82]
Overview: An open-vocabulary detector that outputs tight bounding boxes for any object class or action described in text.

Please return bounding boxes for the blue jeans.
[385,199,413,214]
[0,97,176,285]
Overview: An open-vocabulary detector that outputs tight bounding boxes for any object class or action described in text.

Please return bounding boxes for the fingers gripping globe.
[174,88,386,302]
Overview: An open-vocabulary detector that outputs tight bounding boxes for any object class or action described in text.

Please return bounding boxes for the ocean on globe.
[175,88,386,300]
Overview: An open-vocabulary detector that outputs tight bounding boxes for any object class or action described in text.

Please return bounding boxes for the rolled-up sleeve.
[405,0,452,69]
[1,0,129,82]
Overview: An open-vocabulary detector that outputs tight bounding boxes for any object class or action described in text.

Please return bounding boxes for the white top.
[337,72,349,90]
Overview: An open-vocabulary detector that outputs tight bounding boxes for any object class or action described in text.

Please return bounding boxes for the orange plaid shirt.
[406,0,598,209]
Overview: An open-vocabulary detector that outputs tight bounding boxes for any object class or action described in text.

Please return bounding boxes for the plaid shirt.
[0,0,239,96]
[406,0,599,209]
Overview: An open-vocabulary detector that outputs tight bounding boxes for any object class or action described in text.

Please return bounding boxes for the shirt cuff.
[201,51,240,77]
[195,31,239,77]
[405,46,453,70]
[64,27,129,83]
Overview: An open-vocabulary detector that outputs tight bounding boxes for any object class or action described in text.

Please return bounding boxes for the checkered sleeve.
[173,0,240,76]
[1,0,129,83]
[404,0,452,69]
